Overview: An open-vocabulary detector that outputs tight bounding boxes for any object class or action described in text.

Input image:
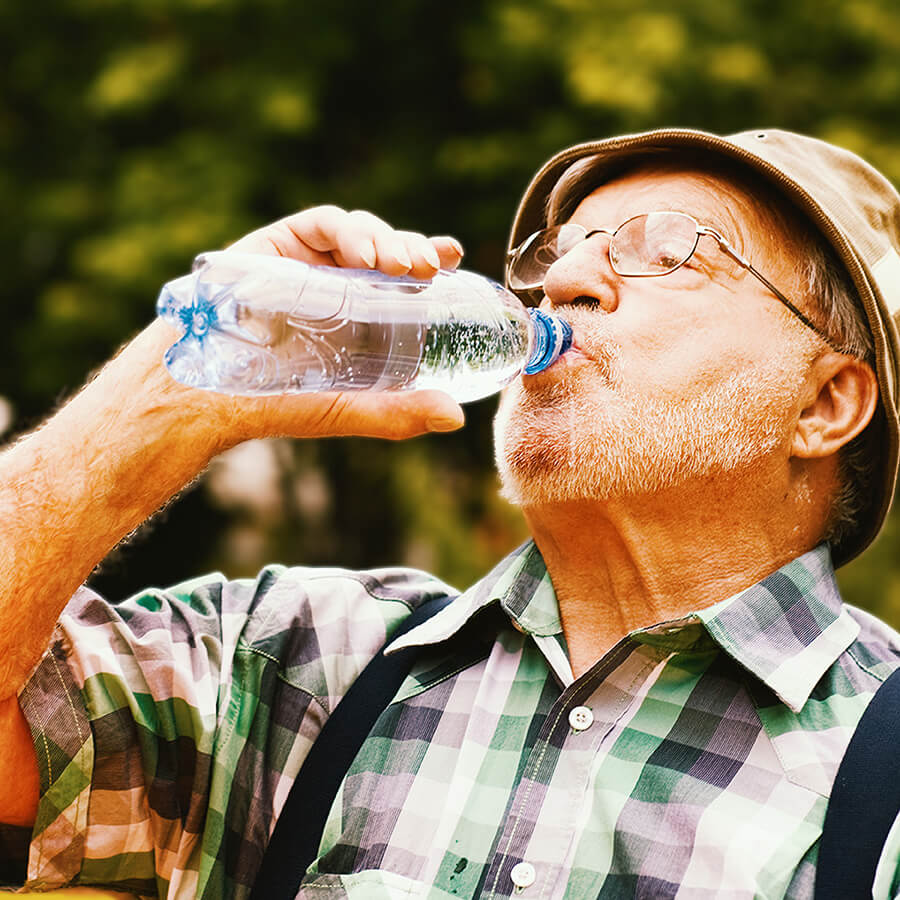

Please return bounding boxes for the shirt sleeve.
[873,806,900,898]
[16,564,454,898]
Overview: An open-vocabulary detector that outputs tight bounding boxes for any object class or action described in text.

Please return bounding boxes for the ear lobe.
[792,355,879,459]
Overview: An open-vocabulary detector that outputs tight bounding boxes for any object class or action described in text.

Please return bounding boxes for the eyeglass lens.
[612,213,699,276]
[509,212,702,288]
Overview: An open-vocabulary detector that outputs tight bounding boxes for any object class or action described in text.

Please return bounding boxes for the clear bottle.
[156,251,572,404]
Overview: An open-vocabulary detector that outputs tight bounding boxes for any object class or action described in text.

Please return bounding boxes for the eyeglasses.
[506,211,836,348]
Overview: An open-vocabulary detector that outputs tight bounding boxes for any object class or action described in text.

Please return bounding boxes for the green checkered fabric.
[12,543,900,898]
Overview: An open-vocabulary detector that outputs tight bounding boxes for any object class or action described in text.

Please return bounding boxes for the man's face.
[494,165,821,507]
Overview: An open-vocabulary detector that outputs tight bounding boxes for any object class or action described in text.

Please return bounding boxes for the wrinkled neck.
[522,465,827,677]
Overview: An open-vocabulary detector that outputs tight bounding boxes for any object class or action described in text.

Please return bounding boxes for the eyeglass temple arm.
[701,228,840,350]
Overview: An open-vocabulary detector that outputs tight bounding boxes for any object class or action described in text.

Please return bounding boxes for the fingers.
[431,236,465,271]
[361,229,463,278]
[306,209,459,278]
[225,207,342,262]
[330,212,418,273]
[227,206,464,278]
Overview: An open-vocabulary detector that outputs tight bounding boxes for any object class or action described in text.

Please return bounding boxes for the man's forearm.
[0,208,466,830]
[0,319,231,697]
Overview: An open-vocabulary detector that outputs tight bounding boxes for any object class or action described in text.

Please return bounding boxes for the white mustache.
[555,308,621,383]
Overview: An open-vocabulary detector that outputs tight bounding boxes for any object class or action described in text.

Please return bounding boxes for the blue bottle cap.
[524,308,573,374]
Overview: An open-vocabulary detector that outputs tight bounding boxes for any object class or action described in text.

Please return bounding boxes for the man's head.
[495,130,900,566]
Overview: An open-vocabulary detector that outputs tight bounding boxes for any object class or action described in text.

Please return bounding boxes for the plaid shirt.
[11,542,900,898]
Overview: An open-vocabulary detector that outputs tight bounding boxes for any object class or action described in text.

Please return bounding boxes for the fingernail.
[360,242,376,268]
[426,415,463,432]
[450,238,464,257]
[393,248,412,270]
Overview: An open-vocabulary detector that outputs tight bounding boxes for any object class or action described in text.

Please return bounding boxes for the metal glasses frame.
[506,212,838,350]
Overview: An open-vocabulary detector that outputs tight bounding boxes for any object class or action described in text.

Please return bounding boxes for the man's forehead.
[568,165,756,245]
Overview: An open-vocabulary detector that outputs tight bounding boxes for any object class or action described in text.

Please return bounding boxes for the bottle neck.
[524,308,572,374]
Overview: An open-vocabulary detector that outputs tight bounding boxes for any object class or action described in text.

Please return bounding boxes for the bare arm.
[0,207,464,825]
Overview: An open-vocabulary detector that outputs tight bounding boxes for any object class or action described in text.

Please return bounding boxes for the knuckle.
[315,394,350,430]
[298,204,347,233]
[348,208,390,233]
[300,203,345,223]
[398,230,428,247]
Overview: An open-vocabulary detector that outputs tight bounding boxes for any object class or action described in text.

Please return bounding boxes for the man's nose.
[541,235,620,311]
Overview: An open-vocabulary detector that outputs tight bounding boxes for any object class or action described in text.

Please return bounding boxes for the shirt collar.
[387,542,558,653]
[389,541,858,713]
[691,543,858,711]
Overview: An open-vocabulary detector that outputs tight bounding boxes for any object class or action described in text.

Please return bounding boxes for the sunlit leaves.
[705,44,772,89]
[566,12,687,117]
[259,89,316,135]
[89,41,187,115]
[2,0,899,611]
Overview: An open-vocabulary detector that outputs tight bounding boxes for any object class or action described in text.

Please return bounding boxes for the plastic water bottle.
[156,251,572,404]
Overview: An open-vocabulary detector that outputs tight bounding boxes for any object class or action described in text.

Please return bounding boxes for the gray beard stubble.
[493,338,803,507]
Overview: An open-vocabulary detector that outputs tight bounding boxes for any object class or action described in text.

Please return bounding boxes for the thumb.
[252,389,465,441]
[343,390,465,438]
[421,392,467,433]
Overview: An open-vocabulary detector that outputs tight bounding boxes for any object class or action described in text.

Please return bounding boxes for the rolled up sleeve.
[16,564,451,899]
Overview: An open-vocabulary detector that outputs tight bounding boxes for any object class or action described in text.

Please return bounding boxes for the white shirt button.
[511,861,537,889]
[569,705,594,731]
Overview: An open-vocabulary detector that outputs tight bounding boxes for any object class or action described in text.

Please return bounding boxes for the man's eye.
[651,247,685,270]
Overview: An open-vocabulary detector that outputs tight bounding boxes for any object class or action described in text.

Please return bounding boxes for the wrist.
[119,318,240,457]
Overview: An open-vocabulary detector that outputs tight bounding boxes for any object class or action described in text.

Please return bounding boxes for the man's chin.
[493,397,621,507]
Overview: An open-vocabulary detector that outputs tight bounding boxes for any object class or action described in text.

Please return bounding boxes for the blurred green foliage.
[2,0,898,619]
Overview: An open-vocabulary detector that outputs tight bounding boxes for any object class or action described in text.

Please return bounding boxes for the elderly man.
[1,128,899,899]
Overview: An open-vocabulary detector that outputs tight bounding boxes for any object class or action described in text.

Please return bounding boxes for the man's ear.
[792,353,878,459]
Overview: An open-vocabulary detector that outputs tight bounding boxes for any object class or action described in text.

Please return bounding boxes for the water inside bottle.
[415,308,530,400]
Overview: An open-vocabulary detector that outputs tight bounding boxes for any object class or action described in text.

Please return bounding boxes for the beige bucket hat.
[507,128,900,566]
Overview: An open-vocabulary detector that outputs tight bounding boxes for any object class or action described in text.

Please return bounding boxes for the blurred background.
[2,0,900,622]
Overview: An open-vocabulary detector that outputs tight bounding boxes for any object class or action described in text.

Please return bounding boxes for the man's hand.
[0,207,466,826]
[171,205,468,445]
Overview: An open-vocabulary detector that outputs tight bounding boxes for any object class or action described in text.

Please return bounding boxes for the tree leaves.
[2,0,896,614]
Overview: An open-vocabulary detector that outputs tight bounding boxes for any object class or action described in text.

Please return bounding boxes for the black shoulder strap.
[249,592,456,900]
[815,665,900,900]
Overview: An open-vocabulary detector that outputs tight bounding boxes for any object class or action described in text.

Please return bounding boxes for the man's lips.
[521,319,616,383]
[553,322,595,364]
[553,346,592,368]
[521,344,592,382]
[563,344,590,360]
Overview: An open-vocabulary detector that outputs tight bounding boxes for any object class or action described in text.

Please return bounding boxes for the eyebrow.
[660,206,735,241]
